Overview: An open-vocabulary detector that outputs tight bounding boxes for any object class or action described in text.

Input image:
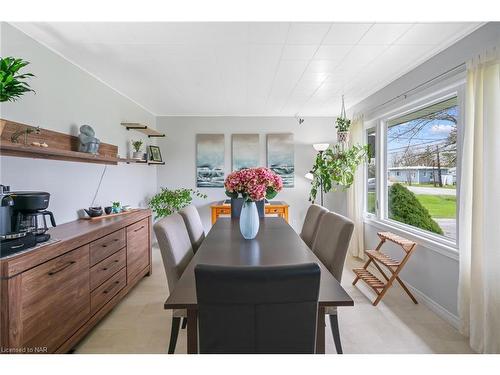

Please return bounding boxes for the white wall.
[156,116,344,233]
[348,23,500,324]
[0,23,158,224]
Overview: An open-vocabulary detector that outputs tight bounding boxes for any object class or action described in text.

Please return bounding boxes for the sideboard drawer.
[266,207,285,215]
[217,207,231,215]
[17,245,90,352]
[90,267,126,315]
[90,247,126,291]
[89,229,126,266]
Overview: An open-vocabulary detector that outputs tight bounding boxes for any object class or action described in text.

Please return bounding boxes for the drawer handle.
[10,244,24,249]
[134,225,145,232]
[48,261,76,276]
[103,280,120,294]
[102,260,119,271]
[102,238,119,248]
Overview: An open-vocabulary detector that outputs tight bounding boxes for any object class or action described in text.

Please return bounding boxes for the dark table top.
[164,217,354,309]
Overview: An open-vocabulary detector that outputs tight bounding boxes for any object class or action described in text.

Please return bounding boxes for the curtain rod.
[362,63,466,115]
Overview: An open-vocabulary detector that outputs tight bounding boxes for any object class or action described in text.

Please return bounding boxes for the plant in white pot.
[131,140,144,159]
[335,95,351,144]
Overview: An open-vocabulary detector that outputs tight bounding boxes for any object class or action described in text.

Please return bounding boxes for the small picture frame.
[148,145,163,162]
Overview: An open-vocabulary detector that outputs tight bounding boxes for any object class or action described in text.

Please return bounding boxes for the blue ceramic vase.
[239,201,260,239]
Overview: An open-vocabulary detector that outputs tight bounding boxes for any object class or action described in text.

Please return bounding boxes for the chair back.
[312,211,354,281]
[230,198,265,218]
[179,205,205,253]
[300,204,328,249]
[153,213,194,291]
[195,263,320,354]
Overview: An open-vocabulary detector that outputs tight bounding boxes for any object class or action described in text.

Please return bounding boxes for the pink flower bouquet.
[224,167,283,202]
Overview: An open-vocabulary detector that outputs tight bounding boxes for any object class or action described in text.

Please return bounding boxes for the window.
[386,97,458,241]
[366,128,376,214]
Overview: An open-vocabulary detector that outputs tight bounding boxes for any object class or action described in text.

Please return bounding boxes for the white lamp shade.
[313,143,330,152]
[304,172,314,181]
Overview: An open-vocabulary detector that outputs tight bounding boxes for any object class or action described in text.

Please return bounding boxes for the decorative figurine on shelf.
[78,124,100,154]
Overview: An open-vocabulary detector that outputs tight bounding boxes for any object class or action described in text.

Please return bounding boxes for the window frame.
[363,72,466,255]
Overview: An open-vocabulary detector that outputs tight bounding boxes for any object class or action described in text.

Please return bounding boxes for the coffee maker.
[11,191,56,242]
[0,188,56,258]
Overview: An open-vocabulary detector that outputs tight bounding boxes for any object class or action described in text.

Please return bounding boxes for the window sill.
[363,216,459,261]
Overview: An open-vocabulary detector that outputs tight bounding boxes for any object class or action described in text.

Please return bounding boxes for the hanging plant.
[0,56,35,102]
[308,143,371,202]
[335,95,351,143]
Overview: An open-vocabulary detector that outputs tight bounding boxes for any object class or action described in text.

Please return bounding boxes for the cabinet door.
[18,245,90,352]
[126,218,150,282]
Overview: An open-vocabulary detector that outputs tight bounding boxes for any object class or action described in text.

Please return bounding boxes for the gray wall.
[155,116,345,233]
[349,23,500,323]
[0,23,158,224]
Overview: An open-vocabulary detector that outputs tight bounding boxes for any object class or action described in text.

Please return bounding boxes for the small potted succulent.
[112,201,121,214]
[131,140,144,159]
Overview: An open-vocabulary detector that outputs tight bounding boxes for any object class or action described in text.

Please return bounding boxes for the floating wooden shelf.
[118,157,147,164]
[121,122,165,138]
[117,158,163,165]
[1,143,119,165]
[1,119,119,165]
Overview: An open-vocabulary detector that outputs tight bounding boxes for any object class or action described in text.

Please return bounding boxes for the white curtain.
[458,46,500,353]
[347,116,365,259]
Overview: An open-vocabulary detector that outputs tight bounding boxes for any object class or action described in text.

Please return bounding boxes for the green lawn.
[415,194,456,218]
[367,192,376,213]
[367,192,456,218]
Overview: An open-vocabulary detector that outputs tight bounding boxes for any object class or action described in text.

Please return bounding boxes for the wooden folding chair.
[352,231,417,306]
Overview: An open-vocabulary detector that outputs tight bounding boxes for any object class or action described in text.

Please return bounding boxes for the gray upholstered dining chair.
[300,204,328,249]
[179,205,205,253]
[311,211,354,354]
[195,263,321,354]
[153,212,195,354]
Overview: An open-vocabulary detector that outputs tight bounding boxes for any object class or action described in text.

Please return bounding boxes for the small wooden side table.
[210,200,289,225]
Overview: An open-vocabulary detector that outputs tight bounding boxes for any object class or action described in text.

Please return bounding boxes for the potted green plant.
[149,188,207,220]
[112,201,121,214]
[131,140,144,159]
[0,56,35,136]
[309,143,371,203]
[335,117,351,143]
[335,94,351,143]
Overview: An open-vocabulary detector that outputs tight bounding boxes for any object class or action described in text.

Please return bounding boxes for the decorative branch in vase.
[224,167,283,239]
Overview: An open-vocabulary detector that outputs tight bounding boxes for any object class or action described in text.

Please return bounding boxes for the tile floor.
[74,247,473,354]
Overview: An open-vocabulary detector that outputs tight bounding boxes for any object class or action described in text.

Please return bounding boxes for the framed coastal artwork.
[267,133,294,188]
[232,134,260,171]
[196,134,225,188]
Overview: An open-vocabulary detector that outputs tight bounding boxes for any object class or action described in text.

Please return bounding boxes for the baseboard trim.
[405,283,460,329]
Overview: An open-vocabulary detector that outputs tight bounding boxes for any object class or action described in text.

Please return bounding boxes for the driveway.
[389,182,456,196]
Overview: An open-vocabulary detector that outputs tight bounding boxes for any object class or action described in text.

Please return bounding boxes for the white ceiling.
[12,22,482,116]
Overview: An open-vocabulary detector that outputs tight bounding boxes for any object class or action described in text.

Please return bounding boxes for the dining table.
[164,217,354,354]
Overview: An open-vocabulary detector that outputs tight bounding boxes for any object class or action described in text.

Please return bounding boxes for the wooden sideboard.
[210,200,289,224]
[0,209,152,354]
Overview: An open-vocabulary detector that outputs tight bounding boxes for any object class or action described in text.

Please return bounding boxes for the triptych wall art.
[196,133,294,188]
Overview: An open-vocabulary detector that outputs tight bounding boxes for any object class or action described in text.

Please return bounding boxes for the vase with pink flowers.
[224,167,283,239]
